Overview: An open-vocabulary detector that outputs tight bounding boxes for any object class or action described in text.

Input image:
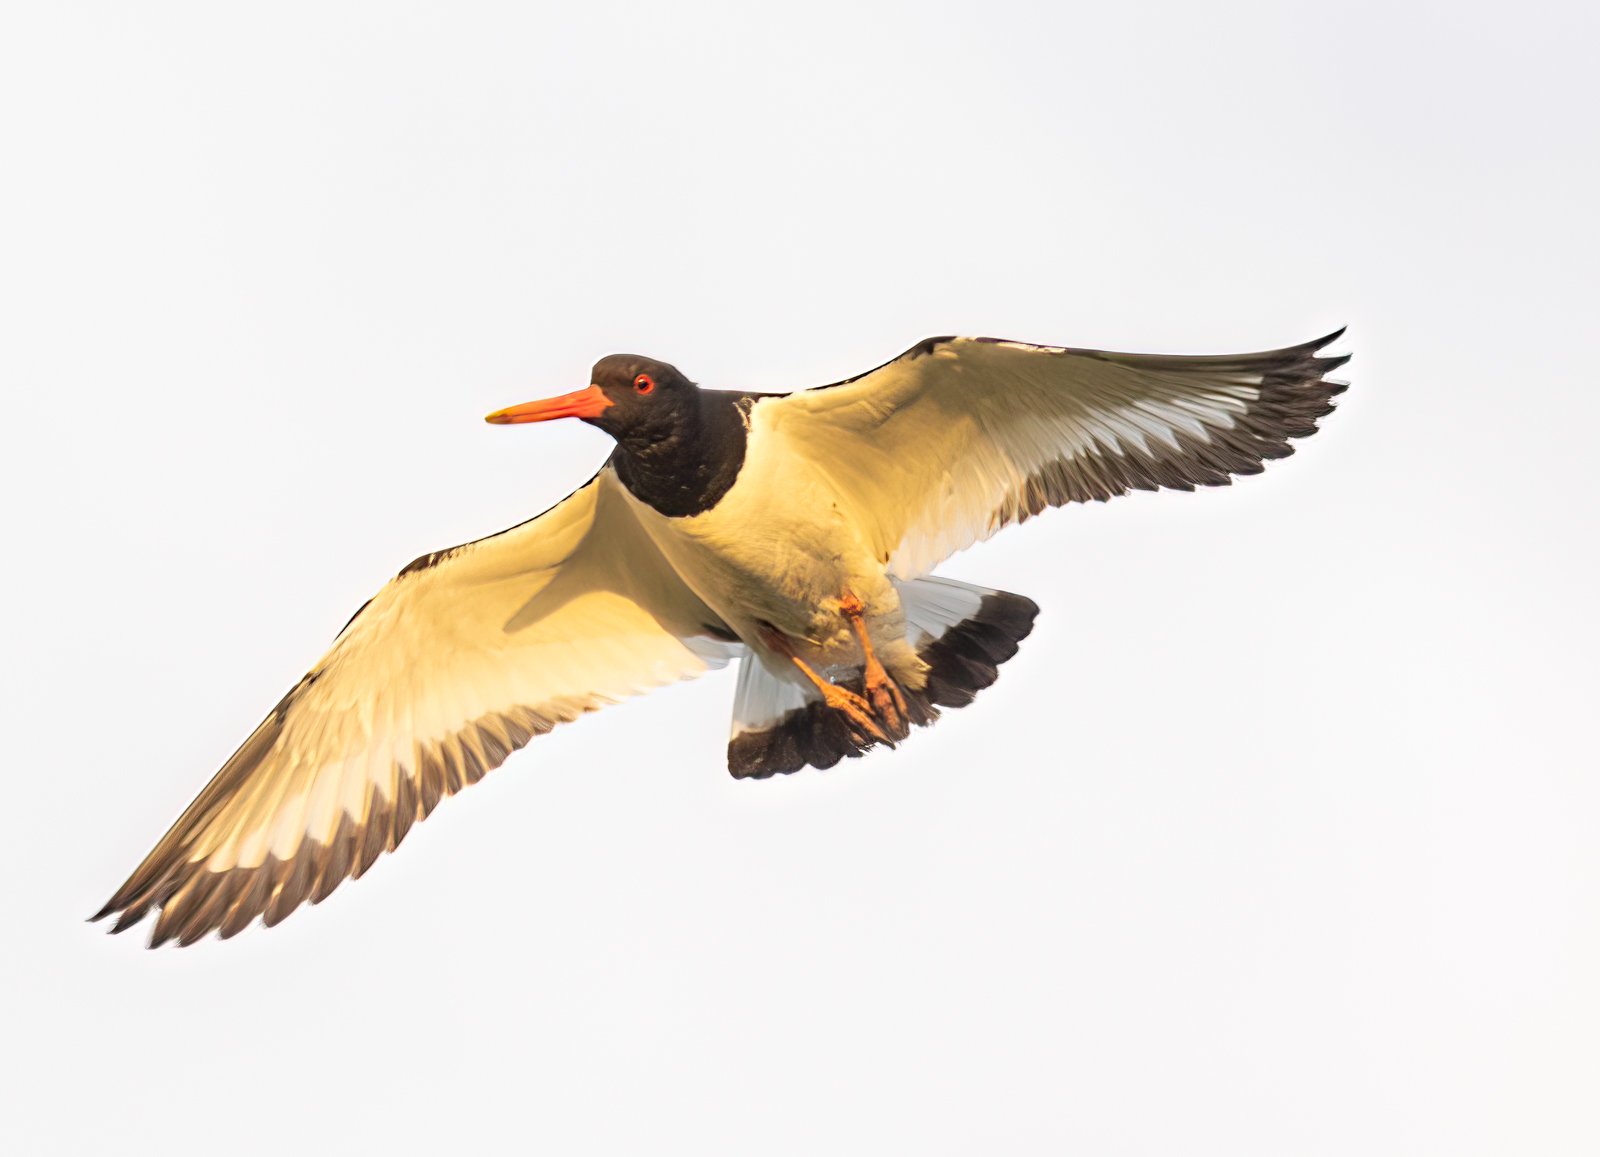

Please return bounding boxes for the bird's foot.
[818,682,894,746]
[839,590,910,740]
[863,665,910,740]
[759,619,895,747]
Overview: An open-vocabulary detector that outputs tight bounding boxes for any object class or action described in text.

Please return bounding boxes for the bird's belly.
[622,460,900,667]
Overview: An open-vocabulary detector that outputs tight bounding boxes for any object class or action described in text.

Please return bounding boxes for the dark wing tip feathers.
[1000,328,1350,514]
[93,705,554,947]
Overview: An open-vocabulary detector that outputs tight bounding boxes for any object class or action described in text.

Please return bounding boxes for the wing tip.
[90,887,153,932]
[87,898,166,948]
[90,714,530,948]
[1306,327,1352,379]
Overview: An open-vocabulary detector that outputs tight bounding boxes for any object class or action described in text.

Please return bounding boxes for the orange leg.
[839,591,909,737]
[758,623,892,745]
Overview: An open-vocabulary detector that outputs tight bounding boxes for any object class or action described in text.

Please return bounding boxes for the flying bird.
[95,330,1349,946]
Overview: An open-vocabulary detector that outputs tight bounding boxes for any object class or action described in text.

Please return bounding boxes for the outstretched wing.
[762,331,1349,577]
[95,469,739,947]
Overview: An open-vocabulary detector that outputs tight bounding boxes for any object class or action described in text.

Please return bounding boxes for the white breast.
[620,405,902,661]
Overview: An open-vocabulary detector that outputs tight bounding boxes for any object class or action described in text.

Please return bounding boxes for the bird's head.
[486,355,698,451]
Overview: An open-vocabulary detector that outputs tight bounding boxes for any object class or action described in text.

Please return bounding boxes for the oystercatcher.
[95,329,1348,946]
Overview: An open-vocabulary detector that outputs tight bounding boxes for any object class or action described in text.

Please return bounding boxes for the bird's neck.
[610,391,751,518]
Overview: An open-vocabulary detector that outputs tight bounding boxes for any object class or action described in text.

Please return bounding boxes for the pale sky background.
[3,2,1598,1154]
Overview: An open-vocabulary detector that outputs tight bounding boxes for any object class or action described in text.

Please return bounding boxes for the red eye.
[633,374,655,395]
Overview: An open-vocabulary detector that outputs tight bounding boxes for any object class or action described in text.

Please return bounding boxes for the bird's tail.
[726,576,1038,778]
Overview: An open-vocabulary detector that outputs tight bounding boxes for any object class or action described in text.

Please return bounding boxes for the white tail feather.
[730,655,809,737]
[893,574,996,645]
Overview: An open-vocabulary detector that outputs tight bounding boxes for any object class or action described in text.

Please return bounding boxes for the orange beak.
[485,384,613,425]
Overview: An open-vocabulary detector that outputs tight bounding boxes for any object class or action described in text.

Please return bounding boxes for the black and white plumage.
[95,329,1348,946]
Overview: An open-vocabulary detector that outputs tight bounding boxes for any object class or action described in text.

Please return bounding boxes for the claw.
[819,682,893,745]
[864,669,909,740]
